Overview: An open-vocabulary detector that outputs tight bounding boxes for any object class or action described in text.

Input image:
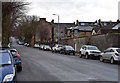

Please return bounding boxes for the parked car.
[79,45,101,59]
[52,44,63,53]
[39,45,45,50]
[100,47,120,64]
[24,43,30,47]
[34,44,40,48]
[43,45,51,51]
[60,45,75,55]
[0,50,18,83]
[10,49,22,71]
[17,40,24,45]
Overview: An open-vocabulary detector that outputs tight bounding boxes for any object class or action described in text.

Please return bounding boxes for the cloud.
[26,0,119,23]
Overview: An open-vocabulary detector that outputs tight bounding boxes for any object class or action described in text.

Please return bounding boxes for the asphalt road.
[12,41,119,82]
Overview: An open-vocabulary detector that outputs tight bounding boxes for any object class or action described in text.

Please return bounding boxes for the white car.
[34,44,40,48]
[80,45,101,59]
[39,45,45,50]
[52,44,63,53]
[100,47,120,64]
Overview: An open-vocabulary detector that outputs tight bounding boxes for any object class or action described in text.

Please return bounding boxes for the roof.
[0,50,9,52]
[54,23,75,30]
[76,26,93,31]
[67,26,93,32]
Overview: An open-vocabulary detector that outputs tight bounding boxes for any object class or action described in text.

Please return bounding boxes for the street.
[12,42,119,82]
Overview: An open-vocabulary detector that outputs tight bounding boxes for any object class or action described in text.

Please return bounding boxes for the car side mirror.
[14,59,20,65]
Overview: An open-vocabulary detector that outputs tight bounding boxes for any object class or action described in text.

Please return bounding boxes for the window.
[116,49,120,53]
[110,49,114,52]
[74,30,78,36]
[0,52,12,65]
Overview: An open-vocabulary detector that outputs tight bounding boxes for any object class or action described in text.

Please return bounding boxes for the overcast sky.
[26,0,120,23]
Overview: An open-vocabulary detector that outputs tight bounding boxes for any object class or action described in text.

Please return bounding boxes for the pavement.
[11,40,119,82]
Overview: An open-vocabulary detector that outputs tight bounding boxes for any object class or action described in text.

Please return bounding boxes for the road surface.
[12,41,119,82]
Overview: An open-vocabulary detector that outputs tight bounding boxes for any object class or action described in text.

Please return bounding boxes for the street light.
[52,14,60,44]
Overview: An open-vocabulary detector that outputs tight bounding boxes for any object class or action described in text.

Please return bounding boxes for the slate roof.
[67,26,93,32]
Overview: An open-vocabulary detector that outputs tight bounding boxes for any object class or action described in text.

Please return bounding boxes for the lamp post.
[52,14,60,44]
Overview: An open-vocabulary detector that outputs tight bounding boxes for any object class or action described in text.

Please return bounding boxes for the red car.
[10,49,22,72]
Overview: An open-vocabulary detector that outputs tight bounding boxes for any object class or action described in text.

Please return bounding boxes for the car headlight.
[3,67,15,82]
[3,74,14,82]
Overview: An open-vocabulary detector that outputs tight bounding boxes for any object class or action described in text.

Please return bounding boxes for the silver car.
[100,47,120,64]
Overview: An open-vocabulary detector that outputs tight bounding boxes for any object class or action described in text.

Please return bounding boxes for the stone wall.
[60,33,120,52]
[91,33,120,51]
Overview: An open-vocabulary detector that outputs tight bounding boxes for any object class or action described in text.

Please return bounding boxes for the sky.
[26,0,120,23]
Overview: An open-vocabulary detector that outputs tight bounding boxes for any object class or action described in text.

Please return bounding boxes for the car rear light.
[17,54,21,59]
[115,53,119,56]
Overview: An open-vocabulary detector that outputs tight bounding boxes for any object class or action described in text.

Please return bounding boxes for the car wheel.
[55,50,57,53]
[60,51,62,54]
[100,56,104,62]
[80,52,82,58]
[17,66,22,72]
[52,50,53,53]
[86,53,89,59]
[68,53,70,55]
[64,52,67,55]
[110,57,115,64]
[73,53,75,55]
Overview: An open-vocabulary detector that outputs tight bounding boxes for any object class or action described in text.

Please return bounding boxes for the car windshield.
[87,46,99,50]
[46,45,50,48]
[10,50,17,57]
[66,46,74,50]
[116,49,120,53]
[0,52,12,66]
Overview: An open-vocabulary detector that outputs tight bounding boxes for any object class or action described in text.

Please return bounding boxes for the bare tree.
[2,1,29,45]
[17,15,39,46]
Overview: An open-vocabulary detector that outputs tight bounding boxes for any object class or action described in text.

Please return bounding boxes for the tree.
[2,1,29,45]
[17,15,39,46]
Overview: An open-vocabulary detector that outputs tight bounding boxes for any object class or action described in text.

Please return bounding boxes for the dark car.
[0,50,18,83]
[10,49,22,71]
[60,45,75,55]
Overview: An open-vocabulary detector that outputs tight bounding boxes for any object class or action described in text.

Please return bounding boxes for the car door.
[107,49,114,60]
[104,49,110,60]
[102,49,110,60]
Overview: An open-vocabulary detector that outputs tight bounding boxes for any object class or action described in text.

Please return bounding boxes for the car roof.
[108,47,120,50]
[0,50,9,53]
[82,45,97,47]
